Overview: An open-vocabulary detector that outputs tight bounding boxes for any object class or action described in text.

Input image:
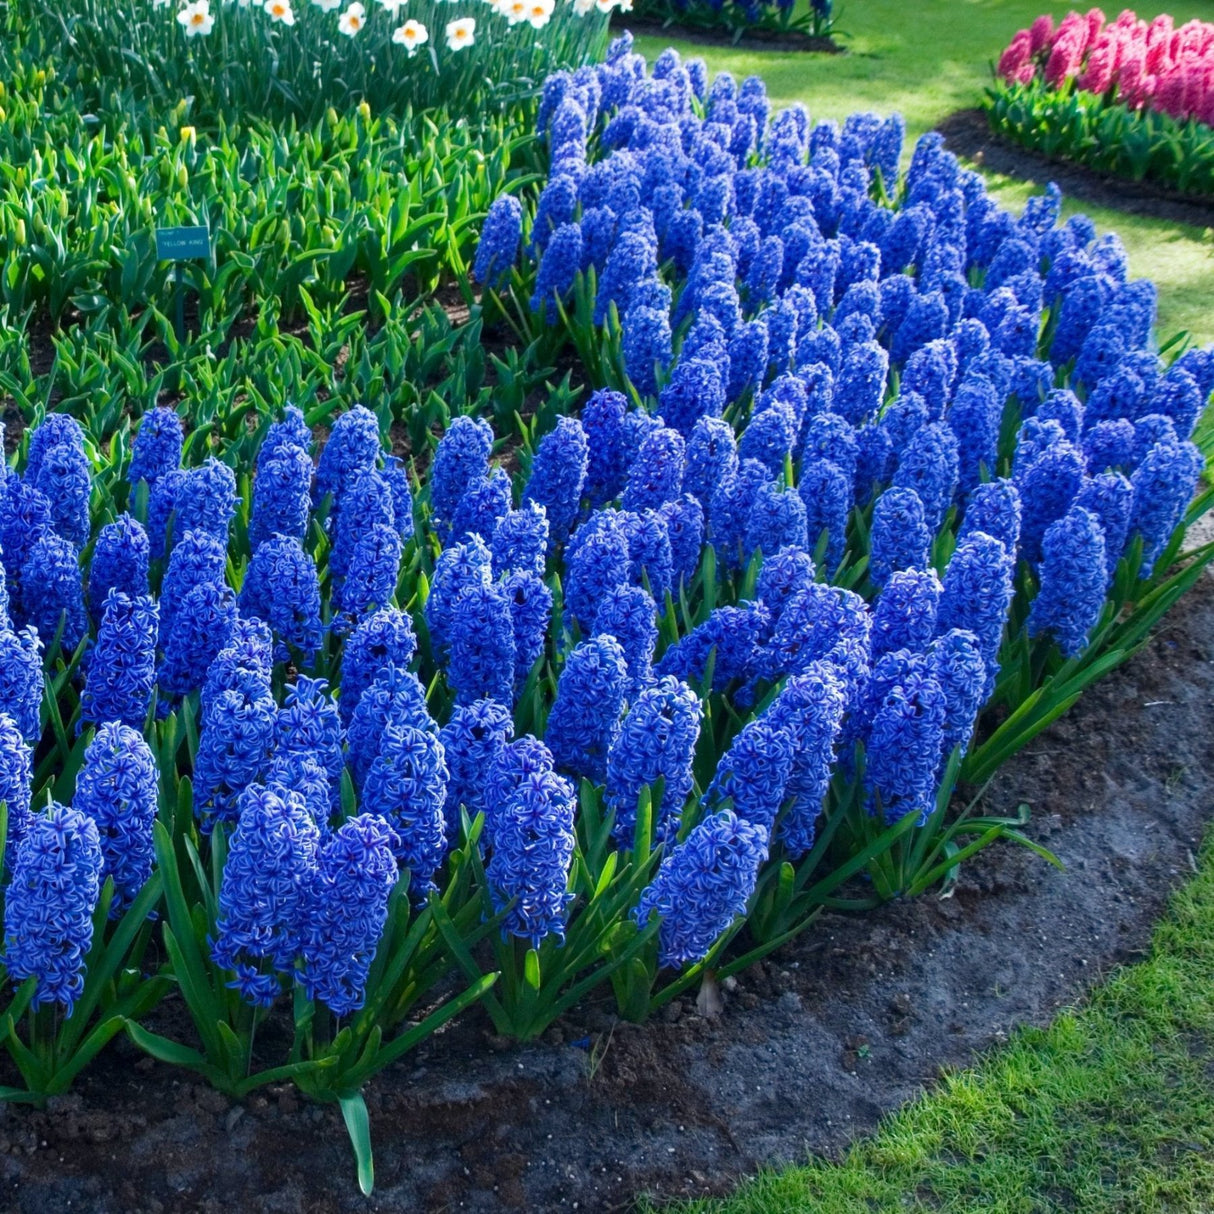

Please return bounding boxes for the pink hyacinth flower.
[1181,62,1207,120]
[1117,57,1147,109]
[1058,10,1092,50]
[1154,68,1189,120]
[1029,14,1055,55]
[998,30,1035,83]
[1118,36,1147,73]
[1106,25,1132,74]
[1198,82,1214,129]
[1146,16,1173,74]
[1045,28,1087,88]
[1084,7,1106,46]
[1078,40,1116,95]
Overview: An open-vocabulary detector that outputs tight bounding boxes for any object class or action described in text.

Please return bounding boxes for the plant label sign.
[155,226,210,342]
[155,225,211,261]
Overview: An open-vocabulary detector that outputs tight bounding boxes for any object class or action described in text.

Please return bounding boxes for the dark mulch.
[4,568,1214,1212]
[938,107,1214,227]
[614,16,841,53]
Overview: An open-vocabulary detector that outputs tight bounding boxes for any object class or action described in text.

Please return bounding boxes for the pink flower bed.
[997,9,1214,127]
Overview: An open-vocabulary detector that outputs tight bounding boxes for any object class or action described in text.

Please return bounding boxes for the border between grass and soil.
[937,108,1214,228]
[614,16,843,53]
[659,821,1214,1214]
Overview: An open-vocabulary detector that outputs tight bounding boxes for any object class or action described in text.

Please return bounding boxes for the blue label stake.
[156,226,211,344]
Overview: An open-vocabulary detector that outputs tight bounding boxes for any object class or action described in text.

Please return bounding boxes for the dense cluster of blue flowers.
[3,803,102,1015]
[505,40,1203,662]
[464,37,1208,954]
[0,46,1208,1031]
[636,809,768,967]
[73,723,159,915]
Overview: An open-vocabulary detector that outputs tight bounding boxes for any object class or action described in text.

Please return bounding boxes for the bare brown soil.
[939,108,1214,226]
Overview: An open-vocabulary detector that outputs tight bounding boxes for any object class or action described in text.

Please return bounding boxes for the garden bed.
[0,32,1212,1213]
[613,16,841,52]
[5,564,1212,1213]
[938,108,1214,227]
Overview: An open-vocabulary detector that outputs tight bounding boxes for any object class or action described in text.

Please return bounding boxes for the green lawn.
[663,830,1214,1213]
[635,0,1214,343]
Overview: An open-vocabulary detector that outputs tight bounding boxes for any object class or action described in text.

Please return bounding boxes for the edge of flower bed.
[938,107,1214,228]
